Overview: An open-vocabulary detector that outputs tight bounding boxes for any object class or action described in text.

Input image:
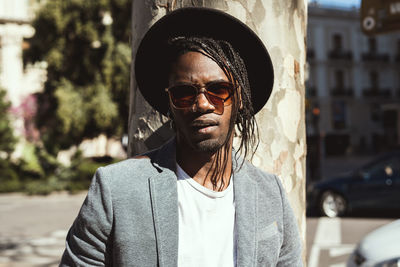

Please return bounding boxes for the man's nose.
[194,91,215,113]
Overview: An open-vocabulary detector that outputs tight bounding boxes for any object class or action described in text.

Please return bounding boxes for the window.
[332,100,347,130]
[370,104,381,122]
[334,70,345,88]
[333,34,343,51]
[368,37,377,53]
[397,39,400,54]
[369,71,379,89]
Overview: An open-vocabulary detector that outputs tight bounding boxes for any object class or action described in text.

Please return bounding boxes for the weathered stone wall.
[129,0,307,261]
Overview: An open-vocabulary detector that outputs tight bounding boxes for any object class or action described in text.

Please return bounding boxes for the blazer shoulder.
[241,160,279,186]
[96,156,159,185]
[238,161,286,203]
[103,155,152,170]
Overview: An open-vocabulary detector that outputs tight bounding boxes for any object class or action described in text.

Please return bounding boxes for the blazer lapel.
[148,138,179,267]
[149,172,178,267]
[234,167,258,267]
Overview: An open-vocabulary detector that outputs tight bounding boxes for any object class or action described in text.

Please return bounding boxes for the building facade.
[0,0,46,145]
[307,4,400,158]
[0,0,45,106]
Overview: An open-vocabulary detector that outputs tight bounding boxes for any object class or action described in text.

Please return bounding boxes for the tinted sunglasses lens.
[206,94,224,114]
[206,82,233,106]
[169,85,197,108]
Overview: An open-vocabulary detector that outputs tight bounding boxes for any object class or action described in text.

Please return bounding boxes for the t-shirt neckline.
[176,163,233,198]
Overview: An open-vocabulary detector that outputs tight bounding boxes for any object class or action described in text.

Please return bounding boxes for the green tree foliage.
[24,0,131,154]
[0,88,19,191]
[0,88,17,158]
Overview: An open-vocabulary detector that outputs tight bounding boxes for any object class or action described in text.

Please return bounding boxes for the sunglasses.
[165,81,235,115]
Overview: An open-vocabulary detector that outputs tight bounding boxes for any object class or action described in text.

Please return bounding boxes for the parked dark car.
[307,151,400,217]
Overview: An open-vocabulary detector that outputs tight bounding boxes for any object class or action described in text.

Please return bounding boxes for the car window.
[361,156,400,180]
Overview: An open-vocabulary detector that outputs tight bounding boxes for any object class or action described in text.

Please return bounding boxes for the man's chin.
[192,139,224,153]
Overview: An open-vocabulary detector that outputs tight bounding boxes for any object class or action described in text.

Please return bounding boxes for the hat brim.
[135,7,274,116]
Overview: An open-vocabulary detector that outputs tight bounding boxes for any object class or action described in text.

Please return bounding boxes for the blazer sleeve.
[275,176,303,267]
[60,168,113,266]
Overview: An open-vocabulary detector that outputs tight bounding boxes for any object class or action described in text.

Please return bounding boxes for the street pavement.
[306,216,395,267]
[0,192,86,267]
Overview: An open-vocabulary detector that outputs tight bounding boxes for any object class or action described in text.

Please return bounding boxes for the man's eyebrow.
[205,79,229,84]
[171,79,230,86]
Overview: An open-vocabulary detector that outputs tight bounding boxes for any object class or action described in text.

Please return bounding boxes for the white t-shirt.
[176,164,236,267]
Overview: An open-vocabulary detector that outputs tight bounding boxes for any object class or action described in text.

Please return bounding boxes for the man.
[60,7,302,267]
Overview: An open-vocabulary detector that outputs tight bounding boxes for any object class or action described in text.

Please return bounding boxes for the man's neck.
[176,144,233,191]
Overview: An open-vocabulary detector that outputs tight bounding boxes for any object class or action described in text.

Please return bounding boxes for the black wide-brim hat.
[135,7,274,116]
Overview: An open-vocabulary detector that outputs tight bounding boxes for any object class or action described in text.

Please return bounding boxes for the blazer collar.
[150,137,177,172]
[234,162,258,267]
[149,138,179,267]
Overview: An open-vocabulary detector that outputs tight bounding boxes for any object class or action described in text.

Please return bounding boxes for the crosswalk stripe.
[314,217,341,245]
[308,245,321,267]
[329,245,355,257]
[308,217,342,267]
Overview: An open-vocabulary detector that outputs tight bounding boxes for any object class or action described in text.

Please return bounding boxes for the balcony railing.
[361,52,390,62]
[362,88,391,98]
[328,49,353,61]
[330,88,353,97]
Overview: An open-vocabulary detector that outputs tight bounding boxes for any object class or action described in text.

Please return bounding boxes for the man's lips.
[190,119,218,133]
[190,119,218,128]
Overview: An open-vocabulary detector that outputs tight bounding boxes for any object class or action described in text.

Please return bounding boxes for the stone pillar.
[129,0,307,262]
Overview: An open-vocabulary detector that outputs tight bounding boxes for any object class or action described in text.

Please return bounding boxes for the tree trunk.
[129,0,307,262]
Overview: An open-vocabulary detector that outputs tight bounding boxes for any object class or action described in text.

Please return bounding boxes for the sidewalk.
[0,192,86,267]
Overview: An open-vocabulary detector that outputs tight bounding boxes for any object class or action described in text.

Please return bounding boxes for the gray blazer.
[60,139,302,267]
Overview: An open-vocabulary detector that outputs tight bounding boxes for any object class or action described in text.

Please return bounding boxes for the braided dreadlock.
[166,36,259,191]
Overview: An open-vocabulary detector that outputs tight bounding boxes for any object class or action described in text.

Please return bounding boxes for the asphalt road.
[0,192,86,267]
[306,216,395,267]
[0,191,396,267]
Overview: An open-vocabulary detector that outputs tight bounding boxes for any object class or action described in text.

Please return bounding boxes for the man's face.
[168,51,235,153]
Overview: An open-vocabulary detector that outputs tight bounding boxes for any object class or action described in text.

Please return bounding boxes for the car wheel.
[319,191,347,218]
